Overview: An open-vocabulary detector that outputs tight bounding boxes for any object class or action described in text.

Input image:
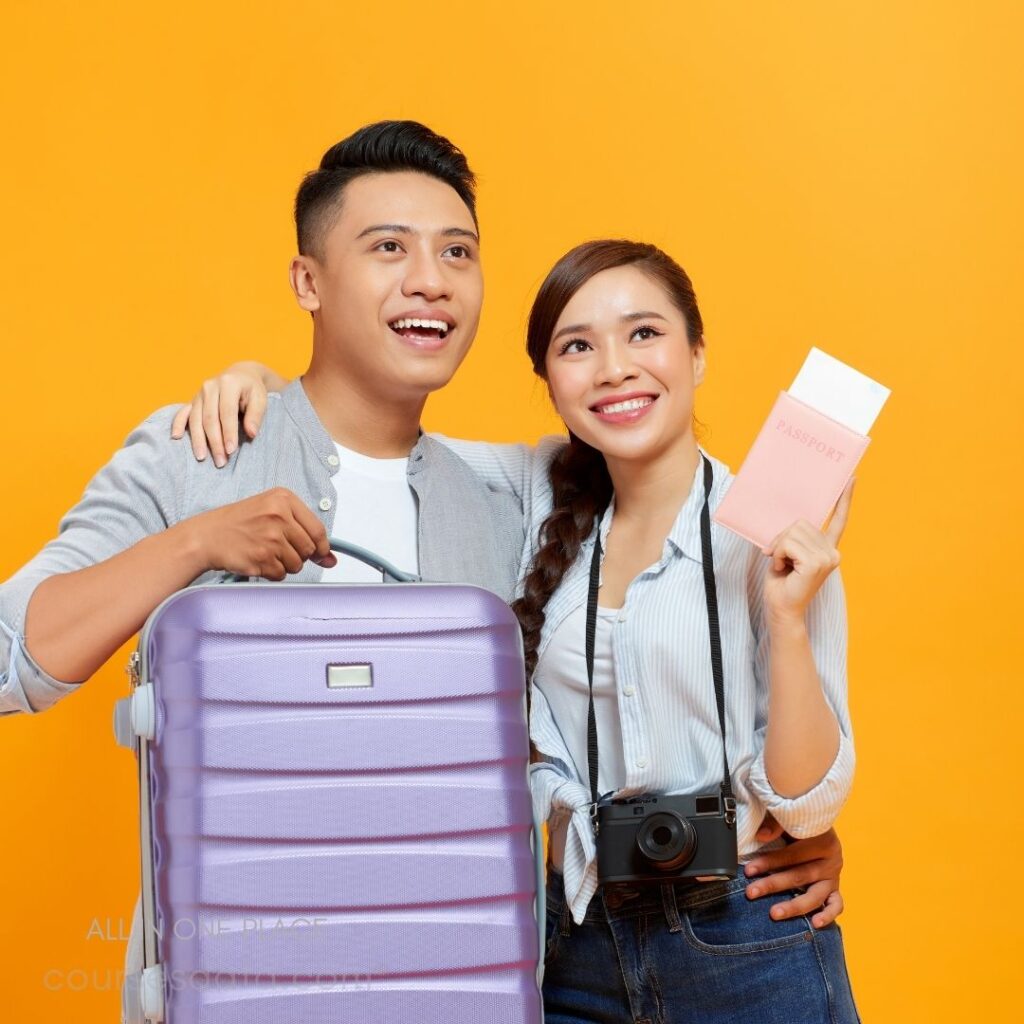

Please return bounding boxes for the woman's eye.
[445,244,471,259]
[631,325,662,342]
[558,339,591,355]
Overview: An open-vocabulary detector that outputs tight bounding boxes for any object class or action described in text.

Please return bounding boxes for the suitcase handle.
[328,537,421,584]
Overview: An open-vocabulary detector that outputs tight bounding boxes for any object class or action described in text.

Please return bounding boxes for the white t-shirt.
[319,441,419,583]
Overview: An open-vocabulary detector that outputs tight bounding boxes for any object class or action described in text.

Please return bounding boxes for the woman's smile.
[589,391,659,424]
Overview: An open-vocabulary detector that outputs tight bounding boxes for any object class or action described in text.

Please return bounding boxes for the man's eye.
[376,241,402,253]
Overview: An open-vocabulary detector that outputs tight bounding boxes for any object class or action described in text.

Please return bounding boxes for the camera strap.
[585,453,736,834]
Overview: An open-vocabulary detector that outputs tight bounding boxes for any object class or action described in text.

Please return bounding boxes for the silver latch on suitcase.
[122,963,165,1023]
[113,684,156,749]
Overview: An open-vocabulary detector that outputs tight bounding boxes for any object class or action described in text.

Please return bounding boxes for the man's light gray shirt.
[0,379,525,715]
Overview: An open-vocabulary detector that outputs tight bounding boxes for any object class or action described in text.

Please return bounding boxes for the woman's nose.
[596,343,637,386]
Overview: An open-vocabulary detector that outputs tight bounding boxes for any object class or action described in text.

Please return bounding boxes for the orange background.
[2,2,1021,1020]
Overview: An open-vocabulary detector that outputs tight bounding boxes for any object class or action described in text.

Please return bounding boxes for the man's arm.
[1,408,334,713]
[744,818,846,929]
[0,408,185,713]
[25,488,335,686]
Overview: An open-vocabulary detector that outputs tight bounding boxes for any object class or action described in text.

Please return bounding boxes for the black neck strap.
[585,454,736,833]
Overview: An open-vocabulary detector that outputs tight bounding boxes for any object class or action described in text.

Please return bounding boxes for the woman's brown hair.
[511,240,705,681]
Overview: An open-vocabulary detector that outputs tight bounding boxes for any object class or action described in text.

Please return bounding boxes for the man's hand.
[744,818,845,930]
[185,488,337,579]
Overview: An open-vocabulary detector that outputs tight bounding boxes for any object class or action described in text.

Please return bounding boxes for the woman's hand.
[170,361,287,466]
[761,480,854,625]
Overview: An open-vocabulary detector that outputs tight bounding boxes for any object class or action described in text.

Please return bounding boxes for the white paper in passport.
[788,347,891,435]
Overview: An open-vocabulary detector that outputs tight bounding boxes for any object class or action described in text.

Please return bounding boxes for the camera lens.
[635,812,697,871]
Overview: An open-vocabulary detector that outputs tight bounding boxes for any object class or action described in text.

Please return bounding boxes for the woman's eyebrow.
[552,311,670,343]
[622,311,669,323]
[552,322,591,342]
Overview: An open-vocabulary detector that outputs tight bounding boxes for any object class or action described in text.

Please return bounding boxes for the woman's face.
[543,264,705,467]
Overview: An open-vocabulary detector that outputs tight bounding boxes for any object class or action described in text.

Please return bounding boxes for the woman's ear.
[289,255,321,313]
[693,340,707,387]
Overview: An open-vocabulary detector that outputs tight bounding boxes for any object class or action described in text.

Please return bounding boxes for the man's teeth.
[391,318,450,332]
[598,397,654,414]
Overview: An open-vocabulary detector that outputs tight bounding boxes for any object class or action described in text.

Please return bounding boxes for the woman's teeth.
[598,397,654,414]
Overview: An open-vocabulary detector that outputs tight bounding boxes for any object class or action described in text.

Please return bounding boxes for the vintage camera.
[595,791,738,886]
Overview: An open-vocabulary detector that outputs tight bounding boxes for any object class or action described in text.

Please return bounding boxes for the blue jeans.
[542,869,860,1024]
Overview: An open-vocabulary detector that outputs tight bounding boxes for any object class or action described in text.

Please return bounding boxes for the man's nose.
[402,250,451,302]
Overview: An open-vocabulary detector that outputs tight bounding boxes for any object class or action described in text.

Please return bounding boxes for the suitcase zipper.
[126,650,141,691]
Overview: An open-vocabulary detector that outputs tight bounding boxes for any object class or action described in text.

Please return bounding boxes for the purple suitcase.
[115,548,543,1024]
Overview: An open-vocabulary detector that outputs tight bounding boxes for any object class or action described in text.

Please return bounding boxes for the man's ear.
[289,255,321,313]
[693,340,707,387]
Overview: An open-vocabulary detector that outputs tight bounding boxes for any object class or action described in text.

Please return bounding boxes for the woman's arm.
[166,362,555,516]
[754,483,855,801]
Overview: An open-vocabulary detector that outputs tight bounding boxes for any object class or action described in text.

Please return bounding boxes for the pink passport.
[713,391,869,549]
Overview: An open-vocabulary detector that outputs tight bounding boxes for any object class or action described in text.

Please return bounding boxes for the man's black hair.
[294,120,477,258]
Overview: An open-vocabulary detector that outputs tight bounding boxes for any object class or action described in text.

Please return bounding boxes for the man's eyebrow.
[441,227,480,242]
[552,311,669,342]
[356,223,414,239]
[355,224,480,242]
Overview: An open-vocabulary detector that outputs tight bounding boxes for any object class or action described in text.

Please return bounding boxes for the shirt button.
[617,611,627,623]
[319,498,332,511]
[327,454,340,467]
[623,687,635,697]
[635,757,648,769]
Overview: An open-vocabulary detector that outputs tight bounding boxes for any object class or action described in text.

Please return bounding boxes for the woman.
[177,240,860,1022]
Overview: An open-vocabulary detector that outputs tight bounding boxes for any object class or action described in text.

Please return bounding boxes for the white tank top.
[535,602,624,870]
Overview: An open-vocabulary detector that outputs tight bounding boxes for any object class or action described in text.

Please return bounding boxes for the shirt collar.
[281,377,432,478]
[280,378,337,469]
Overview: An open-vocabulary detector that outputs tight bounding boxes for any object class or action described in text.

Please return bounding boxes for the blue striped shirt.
[436,436,854,925]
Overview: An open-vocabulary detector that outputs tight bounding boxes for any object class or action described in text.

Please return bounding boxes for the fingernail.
[226,442,235,455]
[744,863,758,876]
[770,907,784,919]
[747,886,760,898]
[214,457,225,468]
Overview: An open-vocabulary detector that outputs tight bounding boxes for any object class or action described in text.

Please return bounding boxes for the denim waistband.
[547,867,752,925]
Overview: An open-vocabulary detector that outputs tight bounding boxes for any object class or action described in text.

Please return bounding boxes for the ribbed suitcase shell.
[135,583,542,1023]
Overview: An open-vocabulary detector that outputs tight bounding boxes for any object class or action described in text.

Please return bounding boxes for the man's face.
[293,171,483,400]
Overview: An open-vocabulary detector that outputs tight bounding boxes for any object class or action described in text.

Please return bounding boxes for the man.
[0,121,524,710]
[0,120,845,997]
